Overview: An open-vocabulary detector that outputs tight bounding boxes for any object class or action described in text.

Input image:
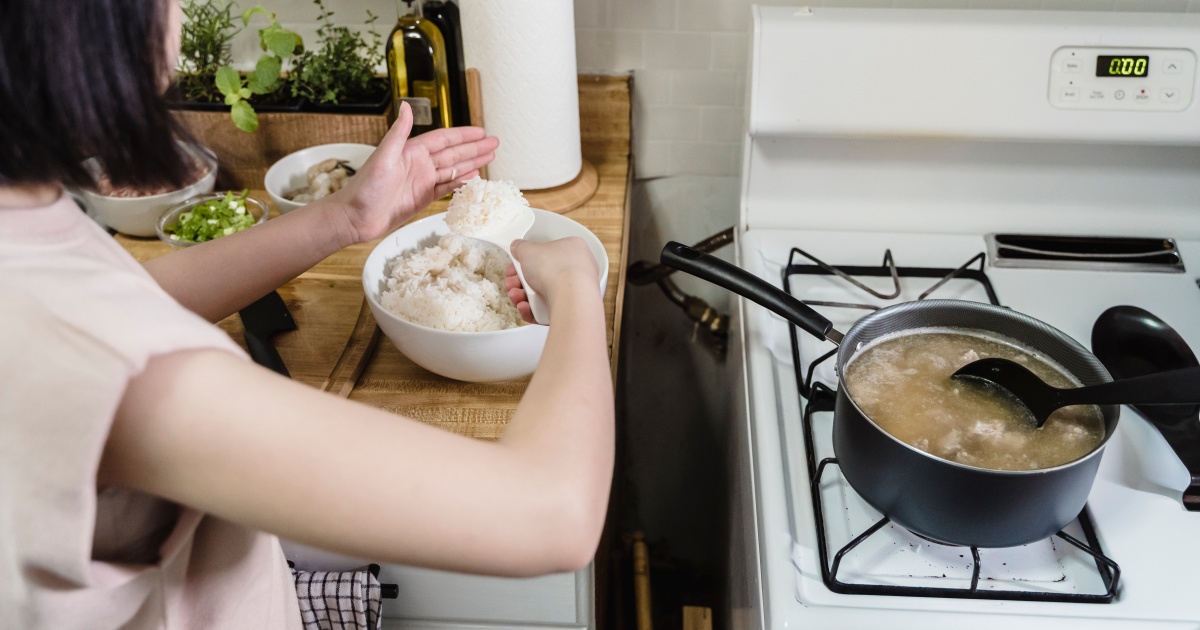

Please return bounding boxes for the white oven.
[730,7,1200,629]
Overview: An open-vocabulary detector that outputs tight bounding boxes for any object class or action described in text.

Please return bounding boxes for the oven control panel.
[1048,47,1195,112]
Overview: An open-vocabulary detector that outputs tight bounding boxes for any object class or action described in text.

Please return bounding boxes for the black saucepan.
[661,241,1120,548]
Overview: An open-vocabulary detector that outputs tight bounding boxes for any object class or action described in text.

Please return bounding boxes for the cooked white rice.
[380,234,523,332]
[444,177,529,236]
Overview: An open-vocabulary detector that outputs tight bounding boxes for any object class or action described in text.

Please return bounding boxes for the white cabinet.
[379,564,592,629]
[281,540,592,629]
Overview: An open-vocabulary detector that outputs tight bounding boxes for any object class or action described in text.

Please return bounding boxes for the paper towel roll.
[460,0,581,190]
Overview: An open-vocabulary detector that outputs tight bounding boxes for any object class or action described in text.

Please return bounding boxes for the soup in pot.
[842,328,1105,471]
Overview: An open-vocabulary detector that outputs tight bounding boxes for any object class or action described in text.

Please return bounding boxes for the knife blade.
[238,290,297,377]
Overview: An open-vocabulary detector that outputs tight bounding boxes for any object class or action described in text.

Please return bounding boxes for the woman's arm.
[99,240,612,576]
[145,103,499,322]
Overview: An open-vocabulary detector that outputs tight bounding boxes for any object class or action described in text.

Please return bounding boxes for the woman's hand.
[326,101,500,243]
[504,237,600,324]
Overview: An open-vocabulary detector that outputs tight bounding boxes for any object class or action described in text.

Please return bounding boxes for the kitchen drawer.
[378,564,592,628]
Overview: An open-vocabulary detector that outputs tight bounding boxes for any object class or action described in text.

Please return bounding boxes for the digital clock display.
[1096,55,1150,78]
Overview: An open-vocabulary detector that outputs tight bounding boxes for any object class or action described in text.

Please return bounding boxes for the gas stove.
[731,8,1200,630]
[735,230,1200,629]
[786,246,1116,603]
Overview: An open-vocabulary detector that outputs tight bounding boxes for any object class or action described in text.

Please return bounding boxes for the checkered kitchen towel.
[291,566,383,630]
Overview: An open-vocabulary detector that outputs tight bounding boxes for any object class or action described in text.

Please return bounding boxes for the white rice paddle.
[456,207,549,325]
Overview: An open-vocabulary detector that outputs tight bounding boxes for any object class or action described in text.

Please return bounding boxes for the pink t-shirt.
[0,193,301,629]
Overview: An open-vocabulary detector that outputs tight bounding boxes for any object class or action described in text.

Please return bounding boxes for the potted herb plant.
[214,6,303,131]
[172,0,302,131]
[171,0,391,189]
[289,0,389,114]
[173,0,239,108]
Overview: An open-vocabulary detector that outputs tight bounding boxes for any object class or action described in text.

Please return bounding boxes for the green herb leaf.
[241,6,273,26]
[231,100,259,133]
[224,92,241,106]
[215,65,242,97]
[248,55,282,94]
[262,27,298,58]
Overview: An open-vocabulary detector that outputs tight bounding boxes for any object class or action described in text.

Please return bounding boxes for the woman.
[0,1,613,627]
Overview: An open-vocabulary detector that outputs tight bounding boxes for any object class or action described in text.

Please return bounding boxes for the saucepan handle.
[660,241,839,345]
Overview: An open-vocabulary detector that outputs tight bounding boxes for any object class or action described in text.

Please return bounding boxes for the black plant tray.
[301,80,390,115]
[168,98,305,113]
[167,78,306,113]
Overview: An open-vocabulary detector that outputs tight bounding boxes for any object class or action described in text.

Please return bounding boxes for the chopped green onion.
[165,191,258,243]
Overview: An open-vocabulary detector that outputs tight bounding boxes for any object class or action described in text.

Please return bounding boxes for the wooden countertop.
[117,75,632,441]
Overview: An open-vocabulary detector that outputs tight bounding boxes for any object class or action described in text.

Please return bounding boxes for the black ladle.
[952,358,1200,429]
[1092,305,1200,512]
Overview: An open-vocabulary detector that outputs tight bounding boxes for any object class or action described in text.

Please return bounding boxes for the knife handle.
[245,331,291,377]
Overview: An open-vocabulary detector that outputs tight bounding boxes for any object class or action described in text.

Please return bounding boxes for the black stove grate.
[782,247,1121,603]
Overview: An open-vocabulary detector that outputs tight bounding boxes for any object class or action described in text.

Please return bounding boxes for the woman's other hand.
[328,101,500,243]
[504,237,600,324]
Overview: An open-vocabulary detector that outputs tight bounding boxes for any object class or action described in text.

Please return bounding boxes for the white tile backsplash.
[573,0,608,29]
[709,33,749,72]
[609,0,677,30]
[634,140,672,179]
[638,105,702,142]
[670,70,742,107]
[644,32,712,70]
[668,142,740,176]
[699,107,746,144]
[675,0,758,32]
[632,69,673,105]
[576,29,644,72]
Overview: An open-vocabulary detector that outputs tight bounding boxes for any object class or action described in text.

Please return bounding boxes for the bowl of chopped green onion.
[157,191,268,247]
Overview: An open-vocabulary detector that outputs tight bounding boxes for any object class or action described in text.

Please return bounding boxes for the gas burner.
[783,248,998,399]
[789,248,995,311]
[783,249,1121,603]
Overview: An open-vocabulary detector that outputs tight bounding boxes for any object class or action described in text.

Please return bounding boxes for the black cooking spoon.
[1092,305,1200,512]
[952,358,1200,429]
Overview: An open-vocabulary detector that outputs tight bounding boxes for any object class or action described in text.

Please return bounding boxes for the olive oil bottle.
[420,0,470,128]
[386,0,453,135]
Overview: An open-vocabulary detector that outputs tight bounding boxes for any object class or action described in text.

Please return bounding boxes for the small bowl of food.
[78,142,217,237]
[156,191,268,247]
[264,143,375,214]
[363,209,608,382]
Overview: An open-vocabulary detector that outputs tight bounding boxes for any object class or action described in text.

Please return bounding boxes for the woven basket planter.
[173,105,392,190]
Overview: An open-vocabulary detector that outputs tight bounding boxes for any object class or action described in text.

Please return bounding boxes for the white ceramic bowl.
[265,143,375,214]
[78,144,217,237]
[363,209,609,382]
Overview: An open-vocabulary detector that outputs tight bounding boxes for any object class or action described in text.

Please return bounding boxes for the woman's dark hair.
[0,0,196,190]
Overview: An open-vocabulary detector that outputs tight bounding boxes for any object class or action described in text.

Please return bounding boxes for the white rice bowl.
[363,210,608,382]
[379,234,524,333]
